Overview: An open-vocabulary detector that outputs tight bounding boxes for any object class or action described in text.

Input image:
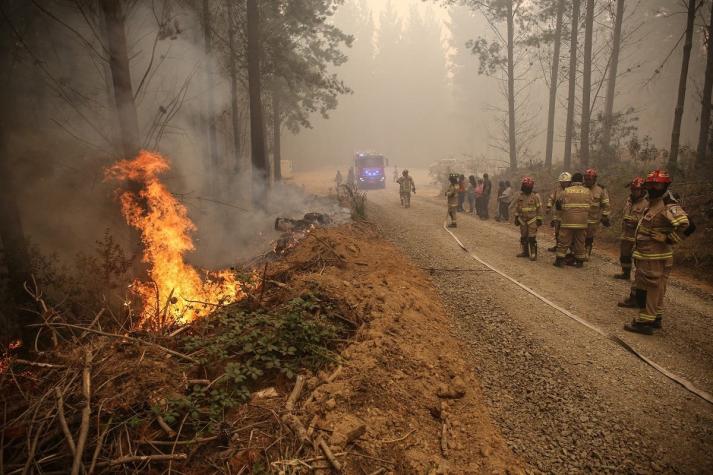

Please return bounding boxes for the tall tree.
[272,88,282,181]
[563,0,580,169]
[246,0,268,207]
[544,0,566,170]
[696,1,713,171]
[100,0,140,158]
[505,0,517,169]
[600,0,625,157]
[226,0,242,173]
[579,0,594,168]
[669,0,697,168]
[202,0,220,172]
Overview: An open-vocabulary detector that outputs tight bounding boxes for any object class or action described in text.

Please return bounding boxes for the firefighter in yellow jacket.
[510,176,544,260]
[546,171,572,252]
[553,172,589,268]
[446,174,459,228]
[583,168,611,259]
[397,170,416,208]
[614,177,648,280]
[620,170,695,335]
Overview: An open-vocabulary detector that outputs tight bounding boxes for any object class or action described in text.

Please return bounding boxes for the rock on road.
[367,185,713,474]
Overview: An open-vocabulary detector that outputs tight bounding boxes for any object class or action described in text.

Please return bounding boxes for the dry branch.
[54,388,76,455]
[71,351,92,475]
[285,375,306,412]
[156,415,177,438]
[316,437,342,473]
[95,453,188,467]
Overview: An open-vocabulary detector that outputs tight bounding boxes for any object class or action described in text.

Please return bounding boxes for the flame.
[106,150,248,325]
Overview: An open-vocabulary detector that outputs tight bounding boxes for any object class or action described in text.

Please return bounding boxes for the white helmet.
[558,171,572,182]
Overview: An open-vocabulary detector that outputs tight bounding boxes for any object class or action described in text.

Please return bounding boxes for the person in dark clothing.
[467,175,477,213]
[481,173,492,219]
[495,181,506,221]
[499,180,513,221]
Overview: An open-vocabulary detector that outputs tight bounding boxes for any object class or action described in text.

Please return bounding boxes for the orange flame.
[106,150,248,325]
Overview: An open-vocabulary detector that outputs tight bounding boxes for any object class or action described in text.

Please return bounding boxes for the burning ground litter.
[1,218,521,473]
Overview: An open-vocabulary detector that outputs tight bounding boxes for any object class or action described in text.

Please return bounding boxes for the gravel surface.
[368,187,713,474]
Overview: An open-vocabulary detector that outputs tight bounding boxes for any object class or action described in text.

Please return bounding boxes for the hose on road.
[442,223,713,406]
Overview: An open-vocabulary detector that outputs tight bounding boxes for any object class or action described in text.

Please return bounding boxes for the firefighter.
[614,177,648,280]
[553,172,589,268]
[546,172,572,252]
[446,174,459,227]
[510,176,544,260]
[620,170,695,335]
[397,169,416,208]
[583,168,611,259]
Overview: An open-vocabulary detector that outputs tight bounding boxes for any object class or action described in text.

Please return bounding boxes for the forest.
[1,0,713,473]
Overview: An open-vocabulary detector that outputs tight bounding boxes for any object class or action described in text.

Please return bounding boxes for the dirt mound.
[266,223,522,473]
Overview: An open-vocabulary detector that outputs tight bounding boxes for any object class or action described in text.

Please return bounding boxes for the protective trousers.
[556,228,586,260]
[448,206,457,224]
[633,259,672,323]
[400,192,411,208]
[619,240,634,271]
[520,219,538,239]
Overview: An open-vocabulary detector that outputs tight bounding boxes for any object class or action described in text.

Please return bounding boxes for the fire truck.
[354,152,387,189]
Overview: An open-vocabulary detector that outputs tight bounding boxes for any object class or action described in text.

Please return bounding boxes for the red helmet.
[521,176,534,187]
[630,177,645,189]
[584,168,598,178]
[644,169,672,184]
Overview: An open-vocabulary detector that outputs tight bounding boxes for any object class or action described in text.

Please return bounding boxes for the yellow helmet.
[558,171,572,182]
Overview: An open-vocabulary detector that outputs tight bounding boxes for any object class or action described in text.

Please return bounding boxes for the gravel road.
[367,186,713,474]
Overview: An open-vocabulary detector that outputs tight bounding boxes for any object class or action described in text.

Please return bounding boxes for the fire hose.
[442,222,713,406]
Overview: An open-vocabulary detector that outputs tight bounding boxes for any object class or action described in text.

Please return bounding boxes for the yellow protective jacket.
[633,198,690,262]
[511,191,543,225]
[397,176,415,194]
[559,182,590,229]
[446,184,458,208]
[621,196,648,242]
[586,184,611,224]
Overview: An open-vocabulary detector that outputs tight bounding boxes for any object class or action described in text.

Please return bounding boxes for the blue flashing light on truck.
[354,152,387,189]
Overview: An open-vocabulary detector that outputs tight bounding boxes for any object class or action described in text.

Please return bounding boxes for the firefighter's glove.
[555,200,563,211]
[601,216,611,227]
[650,231,667,243]
[514,216,521,226]
[536,218,543,227]
[684,219,696,237]
[413,189,416,194]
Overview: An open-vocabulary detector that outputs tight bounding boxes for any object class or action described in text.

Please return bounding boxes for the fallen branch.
[156,415,177,438]
[381,429,414,444]
[282,414,311,445]
[440,421,448,458]
[14,359,65,369]
[36,323,199,364]
[95,453,188,467]
[54,388,76,455]
[316,437,342,473]
[285,375,306,412]
[139,436,217,446]
[71,350,92,475]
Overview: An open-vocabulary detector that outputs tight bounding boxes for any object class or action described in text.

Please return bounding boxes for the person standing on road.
[474,178,485,217]
[446,174,459,227]
[466,175,477,214]
[495,181,506,220]
[619,170,696,335]
[499,180,513,221]
[546,172,572,252]
[481,173,492,219]
[553,172,589,268]
[335,170,343,189]
[457,175,467,212]
[614,177,648,280]
[397,169,416,208]
[347,167,355,188]
[583,168,611,259]
[510,176,544,260]
[393,165,399,183]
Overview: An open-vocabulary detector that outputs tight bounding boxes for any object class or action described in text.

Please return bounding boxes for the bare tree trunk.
[227,0,241,173]
[272,90,282,181]
[601,0,625,158]
[0,126,34,346]
[202,0,219,172]
[545,0,565,170]
[669,0,697,168]
[247,0,268,207]
[100,0,140,158]
[506,0,517,170]
[563,0,580,169]
[696,1,713,171]
[580,0,594,168]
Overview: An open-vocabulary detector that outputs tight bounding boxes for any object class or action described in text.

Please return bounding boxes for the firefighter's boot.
[553,256,565,267]
[624,320,654,335]
[528,237,538,261]
[617,289,640,308]
[516,238,529,258]
[585,237,594,261]
[653,315,663,329]
[614,268,631,280]
[574,259,584,268]
[547,244,557,252]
